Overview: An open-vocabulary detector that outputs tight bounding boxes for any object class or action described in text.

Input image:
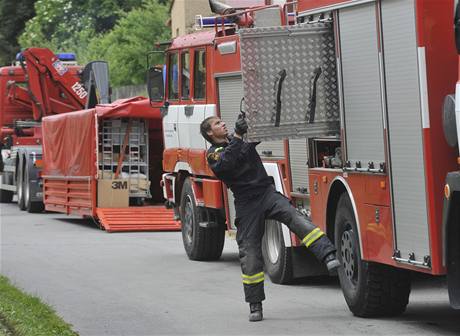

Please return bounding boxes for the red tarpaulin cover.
[42,109,96,177]
[42,97,161,177]
[96,96,161,119]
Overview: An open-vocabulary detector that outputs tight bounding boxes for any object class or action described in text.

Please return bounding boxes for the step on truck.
[0,48,109,212]
[150,0,460,316]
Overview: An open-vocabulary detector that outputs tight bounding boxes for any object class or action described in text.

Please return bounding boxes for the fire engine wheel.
[180,178,225,261]
[0,175,13,203]
[17,161,26,211]
[262,220,293,284]
[24,166,44,213]
[335,193,411,317]
[0,189,13,203]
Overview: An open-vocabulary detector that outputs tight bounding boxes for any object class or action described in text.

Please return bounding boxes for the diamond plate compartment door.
[239,23,340,142]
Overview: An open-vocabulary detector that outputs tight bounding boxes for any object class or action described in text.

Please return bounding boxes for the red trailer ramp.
[42,97,181,232]
[96,206,180,232]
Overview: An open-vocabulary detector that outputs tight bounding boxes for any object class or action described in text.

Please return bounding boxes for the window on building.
[181,51,190,99]
[193,50,206,100]
[168,53,179,100]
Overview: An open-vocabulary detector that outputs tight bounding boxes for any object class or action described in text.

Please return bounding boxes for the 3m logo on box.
[98,179,129,208]
[112,181,128,190]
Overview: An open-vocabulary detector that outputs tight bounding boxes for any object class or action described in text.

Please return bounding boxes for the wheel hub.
[265,220,281,264]
[17,175,23,200]
[25,175,30,205]
[183,196,194,245]
[341,229,357,284]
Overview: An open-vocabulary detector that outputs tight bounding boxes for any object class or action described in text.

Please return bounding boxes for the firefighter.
[200,114,340,322]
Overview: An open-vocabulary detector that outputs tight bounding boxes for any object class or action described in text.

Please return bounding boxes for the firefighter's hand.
[234,114,248,136]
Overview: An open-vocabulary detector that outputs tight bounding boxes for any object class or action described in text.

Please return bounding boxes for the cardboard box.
[97,179,130,208]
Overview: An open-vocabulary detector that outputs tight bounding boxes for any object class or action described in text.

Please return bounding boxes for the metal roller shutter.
[339,3,385,167]
[381,0,429,264]
[289,138,309,195]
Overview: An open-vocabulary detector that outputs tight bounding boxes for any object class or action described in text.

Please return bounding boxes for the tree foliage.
[83,0,170,86]
[18,0,170,87]
[19,0,144,53]
[0,0,36,65]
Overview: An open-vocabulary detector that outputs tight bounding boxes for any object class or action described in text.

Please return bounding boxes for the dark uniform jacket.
[206,136,273,202]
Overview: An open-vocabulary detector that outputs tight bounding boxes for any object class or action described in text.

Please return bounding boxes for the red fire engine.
[151,0,460,316]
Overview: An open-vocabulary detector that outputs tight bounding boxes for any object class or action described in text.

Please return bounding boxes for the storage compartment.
[309,137,341,169]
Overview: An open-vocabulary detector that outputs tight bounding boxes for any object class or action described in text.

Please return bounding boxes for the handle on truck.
[306,67,322,124]
[272,69,287,127]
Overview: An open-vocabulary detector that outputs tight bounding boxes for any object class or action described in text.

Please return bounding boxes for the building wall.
[171,0,214,38]
[170,0,272,38]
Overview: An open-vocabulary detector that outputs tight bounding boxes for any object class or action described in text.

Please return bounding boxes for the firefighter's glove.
[234,114,248,136]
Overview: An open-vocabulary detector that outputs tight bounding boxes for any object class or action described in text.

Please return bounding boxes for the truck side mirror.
[147,66,164,103]
[455,1,460,54]
[82,61,110,108]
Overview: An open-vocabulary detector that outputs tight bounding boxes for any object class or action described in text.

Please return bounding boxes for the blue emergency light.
[15,52,25,61]
[56,53,76,61]
[196,16,233,29]
[202,17,232,26]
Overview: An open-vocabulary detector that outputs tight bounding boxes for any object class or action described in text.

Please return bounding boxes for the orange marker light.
[380,181,386,189]
[322,176,328,183]
[34,159,43,168]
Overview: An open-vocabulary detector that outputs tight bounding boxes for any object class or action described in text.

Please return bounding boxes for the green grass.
[0,276,78,336]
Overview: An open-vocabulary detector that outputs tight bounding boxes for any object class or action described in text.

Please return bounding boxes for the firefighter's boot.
[249,302,263,322]
[324,252,340,273]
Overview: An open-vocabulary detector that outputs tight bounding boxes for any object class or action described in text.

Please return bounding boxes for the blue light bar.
[56,53,76,61]
[16,52,25,61]
[200,16,233,28]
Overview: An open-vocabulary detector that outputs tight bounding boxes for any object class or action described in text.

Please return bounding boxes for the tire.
[17,161,26,211]
[180,178,225,261]
[0,188,13,203]
[23,161,44,213]
[262,220,293,284]
[335,193,411,317]
[0,174,13,203]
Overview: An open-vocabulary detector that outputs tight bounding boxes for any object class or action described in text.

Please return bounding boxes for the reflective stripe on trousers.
[301,228,325,247]
[242,271,264,285]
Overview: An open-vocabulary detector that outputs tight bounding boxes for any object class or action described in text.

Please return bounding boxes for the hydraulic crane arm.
[6,48,109,121]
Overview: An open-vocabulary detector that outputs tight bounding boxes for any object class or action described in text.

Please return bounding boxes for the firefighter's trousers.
[235,186,336,303]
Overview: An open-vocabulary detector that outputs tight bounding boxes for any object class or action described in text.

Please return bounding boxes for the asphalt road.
[1,202,460,336]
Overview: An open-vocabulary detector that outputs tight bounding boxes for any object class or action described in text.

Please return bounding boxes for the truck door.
[163,52,180,149]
